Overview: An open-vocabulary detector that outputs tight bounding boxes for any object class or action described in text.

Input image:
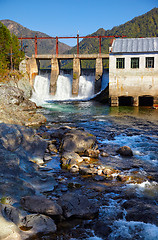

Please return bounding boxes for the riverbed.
[36,101,158,239]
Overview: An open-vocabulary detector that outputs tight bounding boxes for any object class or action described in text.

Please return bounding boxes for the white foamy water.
[108,220,158,240]
[31,73,96,104]
[127,180,158,197]
[31,72,109,105]
[101,134,158,166]
[31,75,51,104]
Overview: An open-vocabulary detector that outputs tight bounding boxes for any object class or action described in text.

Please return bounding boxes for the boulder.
[20,214,57,235]
[61,129,96,154]
[0,85,46,126]
[20,195,63,216]
[58,193,99,219]
[122,199,158,225]
[85,148,100,158]
[116,146,133,156]
[1,204,20,225]
[61,151,83,168]
[0,123,57,200]
[0,85,24,106]
[79,165,98,175]
[0,123,48,160]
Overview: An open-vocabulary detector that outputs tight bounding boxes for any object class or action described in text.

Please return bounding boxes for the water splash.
[31,73,97,104]
[108,220,158,240]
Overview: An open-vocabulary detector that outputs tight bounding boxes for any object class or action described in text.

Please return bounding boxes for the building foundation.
[111,96,119,107]
[133,96,139,107]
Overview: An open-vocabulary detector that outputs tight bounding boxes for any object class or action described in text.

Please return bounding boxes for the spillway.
[31,71,109,105]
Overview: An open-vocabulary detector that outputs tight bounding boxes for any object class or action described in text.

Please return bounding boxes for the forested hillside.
[1,19,72,57]
[63,8,158,68]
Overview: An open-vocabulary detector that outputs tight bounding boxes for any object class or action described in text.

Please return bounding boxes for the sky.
[0,0,158,46]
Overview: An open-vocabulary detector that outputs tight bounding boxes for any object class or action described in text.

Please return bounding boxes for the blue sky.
[0,0,158,46]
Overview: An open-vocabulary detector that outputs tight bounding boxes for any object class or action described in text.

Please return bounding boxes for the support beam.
[77,34,79,56]
[111,96,119,107]
[35,35,38,55]
[72,58,81,96]
[133,96,139,107]
[56,37,58,56]
[95,57,103,94]
[50,58,59,95]
[27,58,39,87]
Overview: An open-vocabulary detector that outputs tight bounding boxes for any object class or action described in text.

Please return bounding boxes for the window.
[146,57,154,68]
[116,58,125,69]
[131,58,139,68]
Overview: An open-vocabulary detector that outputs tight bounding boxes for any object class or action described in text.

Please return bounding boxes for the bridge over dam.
[20,34,126,97]
[27,53,109,96]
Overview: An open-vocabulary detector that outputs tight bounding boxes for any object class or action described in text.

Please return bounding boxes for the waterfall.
[31,71,109,104]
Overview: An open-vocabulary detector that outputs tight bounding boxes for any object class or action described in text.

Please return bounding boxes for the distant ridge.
[68,8,158,55]
[0,19,72,57]
[1,8,158,68]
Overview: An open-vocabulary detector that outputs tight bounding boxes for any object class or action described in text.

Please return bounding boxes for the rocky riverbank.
[0,120,157,239]
[0,84,46,126]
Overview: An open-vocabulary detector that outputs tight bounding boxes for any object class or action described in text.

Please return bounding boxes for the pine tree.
[0,21,24,72]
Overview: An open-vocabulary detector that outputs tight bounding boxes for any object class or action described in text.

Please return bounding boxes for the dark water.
[37,101,158,239]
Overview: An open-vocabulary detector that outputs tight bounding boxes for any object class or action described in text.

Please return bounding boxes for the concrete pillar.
[111,96,119,107]
[50,58,59,95]
[27,58,39,87]
[133,96,139,107]
[72,58,81,96]
[95,57,103,94]
[153,96,158,108]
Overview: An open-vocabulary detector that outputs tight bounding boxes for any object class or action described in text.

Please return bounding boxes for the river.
[31,73,158,239]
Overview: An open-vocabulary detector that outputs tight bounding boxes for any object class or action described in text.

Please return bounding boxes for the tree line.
[0,21,24,77]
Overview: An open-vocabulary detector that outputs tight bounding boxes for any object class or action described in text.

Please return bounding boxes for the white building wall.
[109,52,158,106]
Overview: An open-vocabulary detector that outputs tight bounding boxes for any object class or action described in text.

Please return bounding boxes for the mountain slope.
[67,8,158,57]
[1,19,72,57]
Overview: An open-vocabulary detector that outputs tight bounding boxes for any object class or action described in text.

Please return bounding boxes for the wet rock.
[67,182,82,189]
[70,164,79,173]
[1,204,20,225]
[20,214,57,235]
[93,175,105,181]
[58,193,99,219]
[102,168,115,176]
[79,165,98,175]
[48,143,58,153]
[61,129,96,154]
[100,151,109,157]
[20,195,63,217]
[116,175,130,182]
[122,199,158,225]
[116,146,133,156]
[50,126,71,140]
[61,151,83,168]
[85,148,100,158]
[43,154,52,161]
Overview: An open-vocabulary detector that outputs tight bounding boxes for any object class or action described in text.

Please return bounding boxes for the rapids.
[30,72,158,239]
